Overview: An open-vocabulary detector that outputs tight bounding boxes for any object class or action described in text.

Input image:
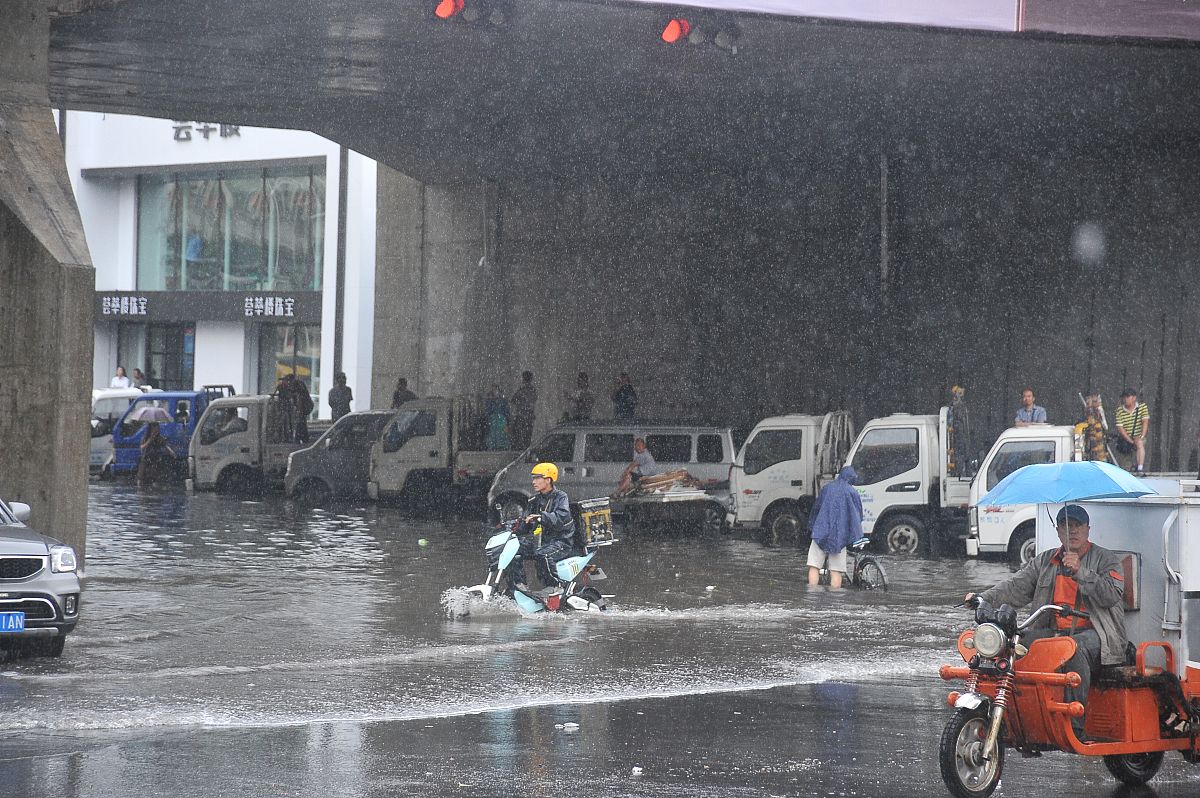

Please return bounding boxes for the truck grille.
[0,557,44,579]
[0,598,56,620]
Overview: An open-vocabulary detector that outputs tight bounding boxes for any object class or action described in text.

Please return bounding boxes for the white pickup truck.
[366,396,519,508]
[725,412,856,542]
[187,395,331,494]
[966,423,1191,565]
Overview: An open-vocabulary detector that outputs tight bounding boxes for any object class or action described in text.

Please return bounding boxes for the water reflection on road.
[0,485,1197,797]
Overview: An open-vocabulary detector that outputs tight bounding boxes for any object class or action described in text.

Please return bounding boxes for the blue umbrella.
[979,461,1157,507]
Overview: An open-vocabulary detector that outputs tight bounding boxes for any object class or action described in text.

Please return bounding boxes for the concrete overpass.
[5,0,1200,554]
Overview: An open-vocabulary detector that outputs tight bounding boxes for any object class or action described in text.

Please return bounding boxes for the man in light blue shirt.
[1014,388,1048,426]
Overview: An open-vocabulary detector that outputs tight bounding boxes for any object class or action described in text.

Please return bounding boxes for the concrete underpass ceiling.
[46,0,1200,183]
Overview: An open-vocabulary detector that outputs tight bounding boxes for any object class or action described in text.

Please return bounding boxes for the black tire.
[879,514,927,557]
[216,465,260,498]
[38,636,66,658]
[577,586,604,609]
[855,556,888,591]
[700,503,727,537]
[99,462,113,481]
[293,477,332,507]
[761,503,807,547]
[1103,752,1165,786]
[939,707,1004,798]
[1007,523,1036,568]
[497,494,526,522]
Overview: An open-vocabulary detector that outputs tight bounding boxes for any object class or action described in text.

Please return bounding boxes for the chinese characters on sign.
[101,296,149,316]
[172,121,242,142]
[244,297,296,318]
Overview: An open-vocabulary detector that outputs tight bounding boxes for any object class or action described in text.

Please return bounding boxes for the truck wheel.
[879,514,927,556]
[761,503,806,547]
[217,465,260,498]
[293,477,331,508]
[1007,524,1036,567]
[700,503,727,537]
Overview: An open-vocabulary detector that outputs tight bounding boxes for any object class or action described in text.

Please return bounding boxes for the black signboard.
[95,291,322,324]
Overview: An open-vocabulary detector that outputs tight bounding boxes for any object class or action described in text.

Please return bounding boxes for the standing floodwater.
[0,485,1198,797]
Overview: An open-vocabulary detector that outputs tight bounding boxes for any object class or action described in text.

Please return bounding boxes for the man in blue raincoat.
[807,465,863,588]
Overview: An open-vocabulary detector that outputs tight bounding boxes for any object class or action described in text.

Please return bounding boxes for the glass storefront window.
[257,324,320,417]
[137,164,324,292]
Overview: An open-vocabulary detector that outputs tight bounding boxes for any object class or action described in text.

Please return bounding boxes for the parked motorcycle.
[938,596,1200,798]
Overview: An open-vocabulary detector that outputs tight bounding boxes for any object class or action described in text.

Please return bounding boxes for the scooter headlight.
[973,623,1007,658]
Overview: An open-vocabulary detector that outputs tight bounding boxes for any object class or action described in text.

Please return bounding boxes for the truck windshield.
[851,428,919,485]
[986,440,1057,491]
[382,410,436,452]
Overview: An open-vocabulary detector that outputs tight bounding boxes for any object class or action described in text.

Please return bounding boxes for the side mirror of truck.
[10,502,31,523]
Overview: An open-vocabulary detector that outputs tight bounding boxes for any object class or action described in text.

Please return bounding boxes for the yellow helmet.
[531,462,559,483]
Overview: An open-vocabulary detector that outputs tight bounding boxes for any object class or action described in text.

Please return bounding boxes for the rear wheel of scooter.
[1103,752,1164,785]
[578,586,605,609]
[940,708,1003,798]
[854,556,888,591]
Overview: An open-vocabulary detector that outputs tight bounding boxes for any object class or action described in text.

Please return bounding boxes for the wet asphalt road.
[1,484,1198,797]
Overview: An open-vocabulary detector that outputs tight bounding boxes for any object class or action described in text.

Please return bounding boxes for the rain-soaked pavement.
[2,485,1199,798]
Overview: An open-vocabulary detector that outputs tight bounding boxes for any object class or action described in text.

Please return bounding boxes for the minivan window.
[646,434,690,463]
[584,433,634,463]
[986,440,1057,491]
[696,434,724,464]
[851,428,919,485]
[529,433,576,463]
[743,429,802,476]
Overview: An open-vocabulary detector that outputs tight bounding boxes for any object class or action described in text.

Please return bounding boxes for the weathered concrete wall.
[374,132,1200,469]
[0,1,94,558]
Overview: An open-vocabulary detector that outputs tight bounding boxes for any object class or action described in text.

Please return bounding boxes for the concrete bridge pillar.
[0,1,93,557]
[372,167,510,408]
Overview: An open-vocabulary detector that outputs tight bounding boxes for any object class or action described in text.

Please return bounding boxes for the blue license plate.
[0,612,25,633]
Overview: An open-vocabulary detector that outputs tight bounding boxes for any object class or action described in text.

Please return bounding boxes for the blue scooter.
[464,518,613,613]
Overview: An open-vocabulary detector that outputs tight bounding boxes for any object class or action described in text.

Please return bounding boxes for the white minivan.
[487,422,735,522]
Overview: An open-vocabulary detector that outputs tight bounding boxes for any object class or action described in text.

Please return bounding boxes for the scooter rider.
[512,462,577,589]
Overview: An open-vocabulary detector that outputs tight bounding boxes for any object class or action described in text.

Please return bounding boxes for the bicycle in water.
[815,536,888,590]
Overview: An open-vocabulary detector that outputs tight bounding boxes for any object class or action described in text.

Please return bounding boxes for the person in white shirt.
[110,366,131,388]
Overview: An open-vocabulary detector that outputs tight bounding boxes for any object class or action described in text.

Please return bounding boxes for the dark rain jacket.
[808,466,863,554]
[524,488,576,545]
[979,542,1128,665]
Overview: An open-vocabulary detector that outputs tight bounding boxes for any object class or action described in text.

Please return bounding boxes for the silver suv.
[0,498,81,657]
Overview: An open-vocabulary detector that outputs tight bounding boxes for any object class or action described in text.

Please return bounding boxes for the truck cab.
[844,408,973,556]
[108,385,234,478]
[367,396,518,507]
[188,394,321,493]
[726,412,855,543]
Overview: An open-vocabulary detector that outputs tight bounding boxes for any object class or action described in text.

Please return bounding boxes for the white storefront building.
[62,111,377,418]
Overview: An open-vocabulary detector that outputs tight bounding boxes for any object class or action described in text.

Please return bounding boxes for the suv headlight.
[973,623,1007,658]
[50,545,78,573]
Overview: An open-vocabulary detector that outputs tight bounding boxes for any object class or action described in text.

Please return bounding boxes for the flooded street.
[2,484,1199,797]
